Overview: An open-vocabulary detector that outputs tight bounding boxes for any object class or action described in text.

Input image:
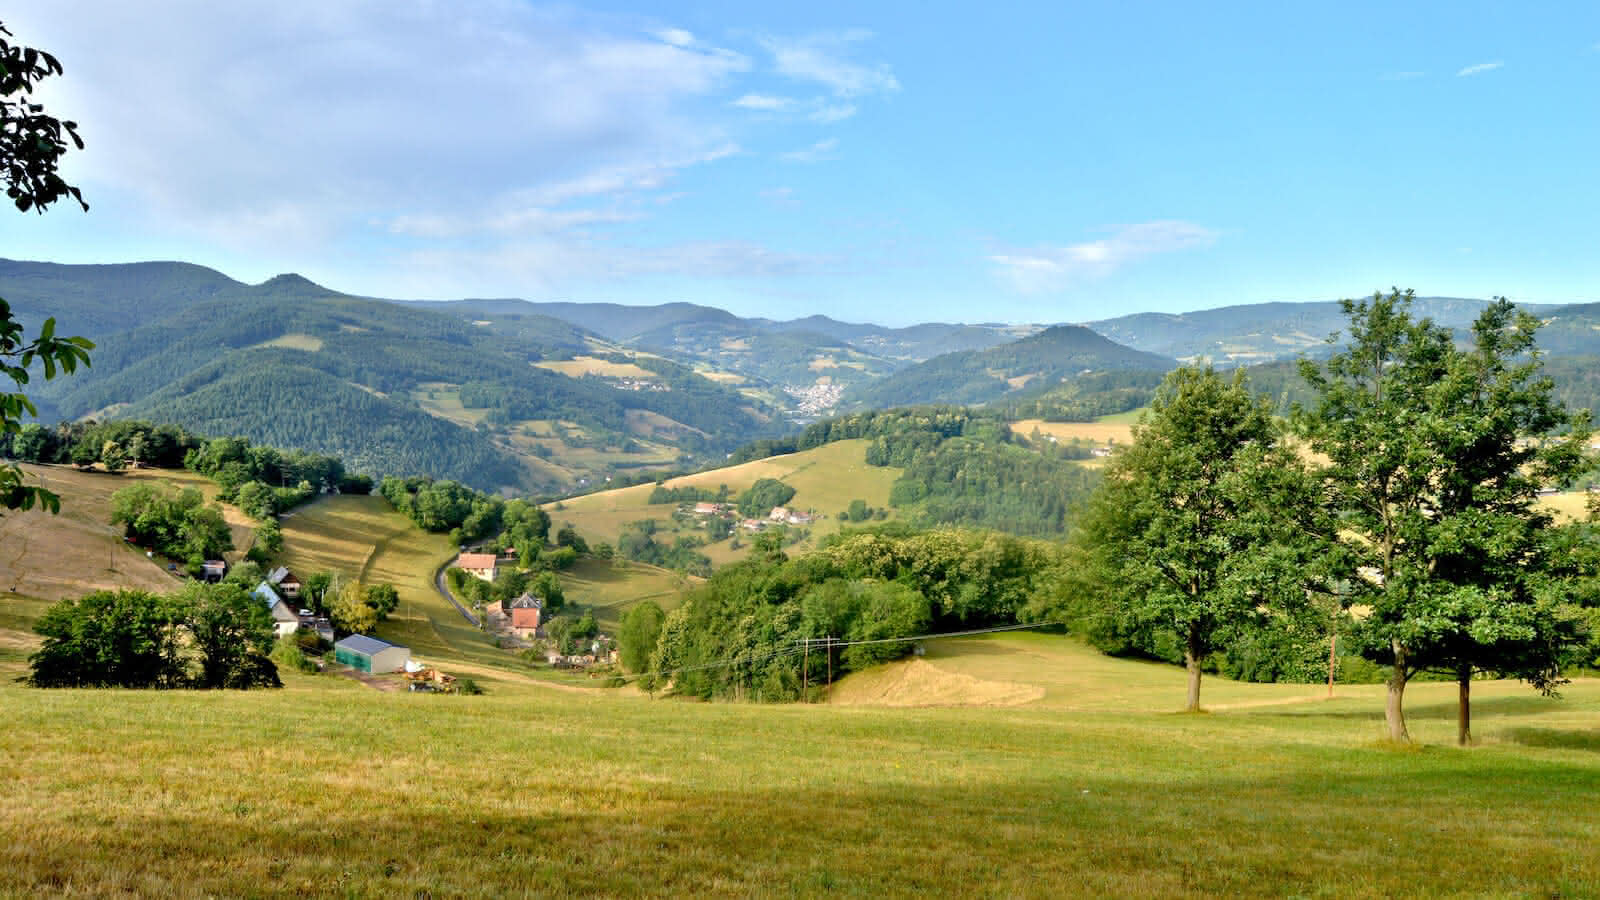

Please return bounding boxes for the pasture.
[0,464,252,603]
[3,625,1599,897]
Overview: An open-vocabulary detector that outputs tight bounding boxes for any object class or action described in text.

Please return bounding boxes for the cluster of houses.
[480,590,619,669]
[686,501,815,533]
[244,562,412,675]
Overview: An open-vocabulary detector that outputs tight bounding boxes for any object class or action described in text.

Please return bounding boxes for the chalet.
[253,582,299,638]
[692,502,724,516]
[267,566,302,600]
[509,593,543,638]
[201,560,228,583]
[457,552,498,582]
[769,506,792,523]
[740,518,766,531]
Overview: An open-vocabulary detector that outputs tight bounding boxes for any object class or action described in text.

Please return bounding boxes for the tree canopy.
[1,19,92,515]
[1072,366,1326,711]
[1296,290,1591,743]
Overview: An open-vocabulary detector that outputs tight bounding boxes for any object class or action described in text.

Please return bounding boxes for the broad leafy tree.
[176,582,281,689]
[1076,366,1327,711]
[1,20,93,515]
[29,590,185,687]
[1297,291,1589,743]
[618,599,666,673]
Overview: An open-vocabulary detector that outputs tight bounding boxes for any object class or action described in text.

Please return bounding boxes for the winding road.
[433,556,480,627]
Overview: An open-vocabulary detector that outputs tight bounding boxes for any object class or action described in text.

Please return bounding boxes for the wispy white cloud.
[760,31,899,98]
[989,221,1217,294]
[780,138,839,164]
[1456,61,1504,77]
[656,28,695,48]
[732,93,794,111]
[810,103,857,123]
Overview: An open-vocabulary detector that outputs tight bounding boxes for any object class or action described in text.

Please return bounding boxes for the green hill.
[11,264,783,493]
[842,325,1174,409]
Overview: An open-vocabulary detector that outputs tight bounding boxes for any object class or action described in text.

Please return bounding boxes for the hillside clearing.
[548,439,901,566]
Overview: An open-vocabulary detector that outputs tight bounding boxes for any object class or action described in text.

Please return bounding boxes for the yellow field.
[535,355,655,379]
[546,439,902,563]
[1010,418,1135,445]
[1538,490,1592,523]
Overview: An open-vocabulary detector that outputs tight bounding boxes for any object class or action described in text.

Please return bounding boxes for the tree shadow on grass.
[1249,693,1564,722]
[1501,728,1600,753]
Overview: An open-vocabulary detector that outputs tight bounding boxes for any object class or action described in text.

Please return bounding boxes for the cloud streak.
[1457,61,1504,77]
[760,31,900,98]
[989,221,1217,294]
[780,138,840,164]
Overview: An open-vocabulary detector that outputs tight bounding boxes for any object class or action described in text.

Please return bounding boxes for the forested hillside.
[11,264,782,493]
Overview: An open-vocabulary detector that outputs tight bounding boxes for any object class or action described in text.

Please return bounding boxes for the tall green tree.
[1,20,93,515]
[1076,366,1326,712]
[1297,290,1589,744]
[175,582,281,689]
[617,600,666,673]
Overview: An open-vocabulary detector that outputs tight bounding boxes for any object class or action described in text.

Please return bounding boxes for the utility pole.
[1327,632,1337,699]
[802,639,809,701]
[826,636,833,693]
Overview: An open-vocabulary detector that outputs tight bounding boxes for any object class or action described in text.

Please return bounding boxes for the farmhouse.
[509,593,543,638]
[334,635,410,674]
[253,582,299,638]
[267,566,302,600]
[768,506,814,526]
[692,501,725,516]
[457,552,498,581]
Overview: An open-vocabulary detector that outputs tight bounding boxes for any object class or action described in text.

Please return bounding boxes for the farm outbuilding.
[334,635,410,674]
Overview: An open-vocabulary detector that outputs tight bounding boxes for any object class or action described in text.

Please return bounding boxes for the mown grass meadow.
[3,630,1599,897]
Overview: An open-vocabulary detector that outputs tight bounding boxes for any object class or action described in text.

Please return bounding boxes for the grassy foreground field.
[4,626,1600,897]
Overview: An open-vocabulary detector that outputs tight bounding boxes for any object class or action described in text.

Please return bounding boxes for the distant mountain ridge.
[1086,296,1564,365]
[842,325,1176,410]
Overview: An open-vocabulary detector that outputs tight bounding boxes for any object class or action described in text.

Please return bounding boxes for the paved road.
[434,557,481,627]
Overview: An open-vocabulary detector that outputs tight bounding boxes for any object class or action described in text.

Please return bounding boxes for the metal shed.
[334,635,410,674]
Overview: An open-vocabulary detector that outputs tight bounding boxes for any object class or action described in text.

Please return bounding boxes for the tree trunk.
[1385,642,1410,743]
[1457,665,1472,747]
[1184,637,1202,712]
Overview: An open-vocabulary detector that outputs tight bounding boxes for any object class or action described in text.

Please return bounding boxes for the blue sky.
[2,1,1597,325]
